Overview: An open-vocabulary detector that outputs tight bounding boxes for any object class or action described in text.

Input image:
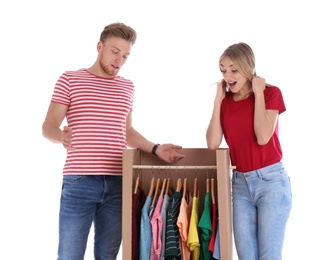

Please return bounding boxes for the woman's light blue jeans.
[232,162,292,260]
[57,175,122,260]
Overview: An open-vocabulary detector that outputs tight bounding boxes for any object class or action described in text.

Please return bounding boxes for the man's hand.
[61,126,74,150]
[155,143,185,163]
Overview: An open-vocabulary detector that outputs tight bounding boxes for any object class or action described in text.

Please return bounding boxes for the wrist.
[152,144,160,156]
[214,96,223,104]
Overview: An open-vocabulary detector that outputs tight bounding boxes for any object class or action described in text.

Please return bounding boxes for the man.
[42,22,185,260]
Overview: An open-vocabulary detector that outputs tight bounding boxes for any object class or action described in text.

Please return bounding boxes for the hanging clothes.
[165,190,182,259]
[177,189,193,260]
[148,178,157,218]
[140,195,153,260]
[150,194,164,260]
[140,177,155,260]
[208,178,217,254]
[187,195,200,260]
[208,202,217,254]
[150,178,165,260]
[212,223,221,260]
[198,191,212,260]
[160,193,171,260]
[132,187,146,260]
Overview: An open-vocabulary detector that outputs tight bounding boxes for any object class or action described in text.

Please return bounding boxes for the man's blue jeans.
[57,175,122,260]
[232,162,292,260]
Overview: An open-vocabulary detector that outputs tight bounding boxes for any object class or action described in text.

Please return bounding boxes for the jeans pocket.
[63,175,84,183]
[260,169,283,182]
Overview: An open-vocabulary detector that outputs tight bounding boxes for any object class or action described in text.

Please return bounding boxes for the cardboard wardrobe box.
[122,148,233,260]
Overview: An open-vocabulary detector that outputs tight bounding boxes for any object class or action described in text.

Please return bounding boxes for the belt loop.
[257,169,262,179]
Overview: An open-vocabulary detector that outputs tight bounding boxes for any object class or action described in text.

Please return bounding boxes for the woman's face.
[220,56,250,93]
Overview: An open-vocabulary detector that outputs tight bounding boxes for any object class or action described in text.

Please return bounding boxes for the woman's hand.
[252,76,266,94]
[215,79,227,102]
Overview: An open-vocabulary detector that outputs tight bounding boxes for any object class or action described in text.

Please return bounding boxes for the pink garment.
[177,192,193,260]
[150,196,164,260]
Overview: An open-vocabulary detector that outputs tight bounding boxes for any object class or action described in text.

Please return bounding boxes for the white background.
[1,0,330,259]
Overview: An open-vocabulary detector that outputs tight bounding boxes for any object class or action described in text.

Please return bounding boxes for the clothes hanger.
[165,177,170,195]
[193,177,198,198]
[148,176,155,197]
[193,167,198,198]
[176,177,182,193]
[134,175,140,195]
[206,177,210,193]
[182,177,187,199]
[151,178,161,207]
[211,177,216,204]
[166,177,175,196]
[160,178,167,197]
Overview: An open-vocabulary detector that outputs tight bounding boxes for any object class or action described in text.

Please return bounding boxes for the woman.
[206,42,292,260]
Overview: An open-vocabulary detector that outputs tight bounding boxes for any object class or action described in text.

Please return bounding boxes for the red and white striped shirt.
[51,68,134,175]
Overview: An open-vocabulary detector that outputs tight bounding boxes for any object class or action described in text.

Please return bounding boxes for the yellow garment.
[187,196,200,260]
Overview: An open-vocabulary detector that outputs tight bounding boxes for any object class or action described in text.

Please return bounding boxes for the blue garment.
[58,175,122,260]
[212,223,220,259]
[232,162,292,260]
[140,196,153,260]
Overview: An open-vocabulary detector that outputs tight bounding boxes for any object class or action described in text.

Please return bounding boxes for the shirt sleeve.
[265,86,286,114]
[51,72,71,106]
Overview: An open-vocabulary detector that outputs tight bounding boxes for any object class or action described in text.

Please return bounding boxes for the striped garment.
[165,191,182,259]
[51,68,134,175]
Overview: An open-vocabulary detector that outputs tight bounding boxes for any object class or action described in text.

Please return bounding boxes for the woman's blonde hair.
[219,42,256,82]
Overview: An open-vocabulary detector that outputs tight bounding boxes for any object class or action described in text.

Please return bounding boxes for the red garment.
[208,203,217,253]
[221,86,286,172]
[51,69,134,175]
